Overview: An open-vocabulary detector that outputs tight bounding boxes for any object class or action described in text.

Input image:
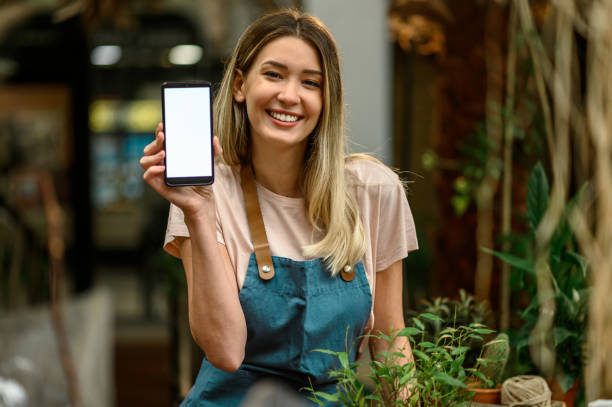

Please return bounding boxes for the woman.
[140,9,418,406]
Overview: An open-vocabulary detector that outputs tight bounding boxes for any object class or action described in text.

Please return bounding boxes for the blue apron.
[180,253,372,406]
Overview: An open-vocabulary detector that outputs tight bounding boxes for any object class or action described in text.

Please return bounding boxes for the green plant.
[474,333,510,388]
[409,289,491,370]
[416,289,491,337]
[304,314,498,406]
[485,162,589,393]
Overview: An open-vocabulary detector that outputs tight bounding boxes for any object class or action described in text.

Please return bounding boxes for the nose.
[277,80,300,105]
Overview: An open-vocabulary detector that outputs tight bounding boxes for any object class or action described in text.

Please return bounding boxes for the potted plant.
[485,163,589,407]
[467,332,510,404]
[305,313,500,406]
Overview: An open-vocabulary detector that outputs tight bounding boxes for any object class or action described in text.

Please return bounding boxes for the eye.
[263,71,281,79]
[303,79,321,88]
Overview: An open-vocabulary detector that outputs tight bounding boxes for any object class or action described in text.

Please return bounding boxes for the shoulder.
[212,161,241,193]
[211,161,244,209]
[215,161,239,183]
[344,154,402,188]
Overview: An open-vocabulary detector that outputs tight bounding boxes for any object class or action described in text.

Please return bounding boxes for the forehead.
[252,36,322,71]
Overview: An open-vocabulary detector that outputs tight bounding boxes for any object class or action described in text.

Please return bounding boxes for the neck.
[251,141,307,198]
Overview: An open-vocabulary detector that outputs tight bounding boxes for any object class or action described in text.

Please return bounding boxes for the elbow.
[190,327,244,372]
[207,350,244,372]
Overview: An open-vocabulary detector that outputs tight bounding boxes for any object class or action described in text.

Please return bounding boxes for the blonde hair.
[213,10,366,275]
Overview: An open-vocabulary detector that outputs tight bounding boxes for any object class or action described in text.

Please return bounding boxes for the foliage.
[304,314,500,406]
[407,289,491,371]
[484,162,589,392]
[420,101,545,217]
[419,289,491,330]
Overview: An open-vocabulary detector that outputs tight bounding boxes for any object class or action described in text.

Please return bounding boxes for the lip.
[266,109,303,127]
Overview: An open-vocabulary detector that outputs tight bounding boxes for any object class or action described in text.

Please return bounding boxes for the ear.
[232,69,246,103]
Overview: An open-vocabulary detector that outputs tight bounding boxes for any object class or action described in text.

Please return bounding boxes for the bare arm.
[178,236,247,372]
[141,123,246,371]
[370,259,414,401]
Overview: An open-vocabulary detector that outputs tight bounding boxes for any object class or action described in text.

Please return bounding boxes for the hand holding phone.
[162,81,214,186]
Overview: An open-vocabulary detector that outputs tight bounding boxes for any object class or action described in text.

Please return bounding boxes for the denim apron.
[180,166,372,406]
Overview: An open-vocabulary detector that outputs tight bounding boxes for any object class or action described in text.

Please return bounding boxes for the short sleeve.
[163,202,225,258]
[347,157,418,273]
[374,180,418,271]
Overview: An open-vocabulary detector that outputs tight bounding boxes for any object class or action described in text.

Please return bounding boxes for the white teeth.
[269,111,299,122]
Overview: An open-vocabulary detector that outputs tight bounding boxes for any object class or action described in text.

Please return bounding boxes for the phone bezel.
[161,81,215,187]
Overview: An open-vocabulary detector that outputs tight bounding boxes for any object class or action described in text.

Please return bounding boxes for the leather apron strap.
[239,163,355,282]
[240,164,275,280]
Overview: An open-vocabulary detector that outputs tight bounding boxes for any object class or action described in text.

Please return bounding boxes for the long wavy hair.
[213,9,366,275]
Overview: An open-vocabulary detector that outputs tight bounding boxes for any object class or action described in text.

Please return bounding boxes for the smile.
[267,110,301,123]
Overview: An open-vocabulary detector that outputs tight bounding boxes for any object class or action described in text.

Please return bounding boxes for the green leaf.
[312,392,340,402]
[312,348,339,356]
[413,349,430,361]
[305,396,326,406]
[338,352,349,369]
[365,394,383,402]
[390,351,407,360]
[420,341,436,348]
[433,372,467,388]
[527,162,549,230]
[558,372,577,393]
[399,373,413,386]
[481,247,534,273]
[412,318,425,330]
[451,346,471,355]
[563,251,589,276]
[553,327,576,346]
[421,312,445,322]
[398,327,422,337]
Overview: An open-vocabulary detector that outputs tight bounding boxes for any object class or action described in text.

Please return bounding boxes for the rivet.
[262,265,271,273]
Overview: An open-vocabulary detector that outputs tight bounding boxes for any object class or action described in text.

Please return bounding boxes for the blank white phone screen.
[164,86,212,178]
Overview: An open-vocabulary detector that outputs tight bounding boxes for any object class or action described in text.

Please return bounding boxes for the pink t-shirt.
[164,157,418,338]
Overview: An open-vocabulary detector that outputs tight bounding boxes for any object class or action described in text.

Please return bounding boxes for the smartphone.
[161,81,214,186]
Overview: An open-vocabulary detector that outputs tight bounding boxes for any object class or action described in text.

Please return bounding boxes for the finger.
[212,136,223,159]
[146,123,163,154]
[144,131,164,155]
[142,165,168,194]
[143,164,165,178]
[142,164,166,185]
[139,149,165,169]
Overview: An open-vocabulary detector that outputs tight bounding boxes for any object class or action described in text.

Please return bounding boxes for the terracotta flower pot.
[547,378,579,407]
[468,382,502,404]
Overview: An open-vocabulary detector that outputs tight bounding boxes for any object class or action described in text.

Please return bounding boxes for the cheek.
[245,88,270,118]
[308,94,323,120]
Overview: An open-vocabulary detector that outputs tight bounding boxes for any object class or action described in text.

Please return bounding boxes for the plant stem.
[475,0,506,302]
[500,0,518,332]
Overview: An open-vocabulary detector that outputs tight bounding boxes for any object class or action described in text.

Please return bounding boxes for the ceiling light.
[168,44,202,65]
[91,45,122,66]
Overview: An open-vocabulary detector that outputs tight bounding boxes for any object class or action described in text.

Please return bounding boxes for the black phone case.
[161,81,215,186]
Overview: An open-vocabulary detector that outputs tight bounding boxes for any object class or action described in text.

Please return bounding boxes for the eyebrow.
[261,60,323,76]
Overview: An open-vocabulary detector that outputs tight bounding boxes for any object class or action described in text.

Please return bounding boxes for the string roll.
[501,375,552,407]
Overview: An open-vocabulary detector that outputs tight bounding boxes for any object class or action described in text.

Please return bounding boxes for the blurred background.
[2,0,609,406]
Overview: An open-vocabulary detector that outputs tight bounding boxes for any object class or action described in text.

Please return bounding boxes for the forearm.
[371,329,413,365]
[372,260,415,403]
[371,330,415,405]
[184,212,247,371]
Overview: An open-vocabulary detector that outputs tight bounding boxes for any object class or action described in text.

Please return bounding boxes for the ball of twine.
[501,375,552,407]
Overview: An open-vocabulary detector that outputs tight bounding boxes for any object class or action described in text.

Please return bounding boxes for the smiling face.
[232,36,323,153]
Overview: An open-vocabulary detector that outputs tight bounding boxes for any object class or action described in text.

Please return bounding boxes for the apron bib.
[180,166,372,406]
